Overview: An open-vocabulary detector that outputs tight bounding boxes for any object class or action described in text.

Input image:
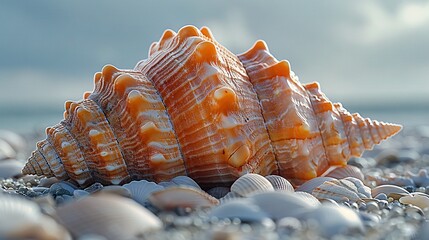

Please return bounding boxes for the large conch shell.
[22,25,401,188]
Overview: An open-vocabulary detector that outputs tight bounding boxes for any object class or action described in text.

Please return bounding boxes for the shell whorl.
[22,25,402,188]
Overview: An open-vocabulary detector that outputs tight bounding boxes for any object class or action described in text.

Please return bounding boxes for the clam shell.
[295,177,336,193]
[169,175,201,189]
[23,25,402,188]
[399,193,429,212]
[312,178,371,202]
[323,165,364,181]
[231,173,274,197]
[56,194,162,239]
[148,186,219,210]
[265,175,294,192]
[0,194,70,240]
[96,185,132,198]
[123,180,164,205]
[371,184,410,198]
[250,191,317,220]
[294,191,321,207]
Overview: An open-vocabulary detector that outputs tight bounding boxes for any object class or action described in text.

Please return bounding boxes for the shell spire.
[23,26,402,188]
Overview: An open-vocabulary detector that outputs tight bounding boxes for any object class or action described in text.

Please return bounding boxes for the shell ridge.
[136,69,188,179]
[236,45,280,176]
[333,103,360,158]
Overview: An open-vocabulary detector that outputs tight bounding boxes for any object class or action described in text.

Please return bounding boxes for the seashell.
[293,191,321,207]
[312,177,371,202]
[148,186,219,210]
[250,191,317,220]
[230,173,274,197]
[219,191,242,204]
[169,175,201,189]
[265,175,294,192]
[371,184,410,198]
[207,186,230,199]
[399,193,429,213]
[0,194,71,240]
[96,185,132,198]
[295,177,336,193]
[56,194,162,239]
[208,198,272,224]
[0,159,25,179]
[123,180,164,205]
[295,205,364,238]
[22,25,402,188]
[323,165,364,181]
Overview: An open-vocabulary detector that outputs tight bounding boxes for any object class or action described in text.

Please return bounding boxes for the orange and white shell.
[22,26,402,188]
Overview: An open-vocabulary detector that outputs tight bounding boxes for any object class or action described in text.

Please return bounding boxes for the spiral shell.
[22,25,402,188]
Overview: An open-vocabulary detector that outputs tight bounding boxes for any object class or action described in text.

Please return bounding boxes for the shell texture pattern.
[22,25,402,188]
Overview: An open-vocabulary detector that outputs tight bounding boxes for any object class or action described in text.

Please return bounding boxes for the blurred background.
[0,0,428,134]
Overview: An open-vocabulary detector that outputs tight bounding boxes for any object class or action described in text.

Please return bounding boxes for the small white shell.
[399,193,429,213]
[170,175,201,189]
[265,175,294,192]
[148,186,219,210]
[123,180,164,205]
[231,173,274,197]
[56,194,162,239]
[371,184,410,198]
[0,195,70,240]
[323,165,364,181]
[312,178,371,202]
[250,191,317,220]
[295,177,336,193]
[294,191,321,208]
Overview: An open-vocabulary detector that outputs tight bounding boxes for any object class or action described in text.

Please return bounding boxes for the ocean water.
[0,103,427,135]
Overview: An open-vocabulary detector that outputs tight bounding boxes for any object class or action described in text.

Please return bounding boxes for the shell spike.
[200,26,215,40]
[157,29,176,50]
[83,91,91,99]
[177,25,200,42]
[239,40,269,61]
[193,41,218,63]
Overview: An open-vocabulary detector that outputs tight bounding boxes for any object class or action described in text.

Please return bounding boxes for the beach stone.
[39,177,60,188]
[374,193,388,201]
[50,181,77,196]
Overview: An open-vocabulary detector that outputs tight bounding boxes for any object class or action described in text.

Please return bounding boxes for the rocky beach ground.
[1,125,429,240]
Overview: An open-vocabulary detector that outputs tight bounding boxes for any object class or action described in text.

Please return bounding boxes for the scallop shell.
[323,165,364,181]
[312,177,371,202]
[148,186,219,210]
[399,193,429,213]
[231,173,274,197]
[56,194,162,239]
[265,175,294,192]
[122,179,164,205]
[295,177,336,193]
[22,25,402,188]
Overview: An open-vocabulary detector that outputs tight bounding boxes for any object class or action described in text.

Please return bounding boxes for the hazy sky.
[1,0,428,115]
